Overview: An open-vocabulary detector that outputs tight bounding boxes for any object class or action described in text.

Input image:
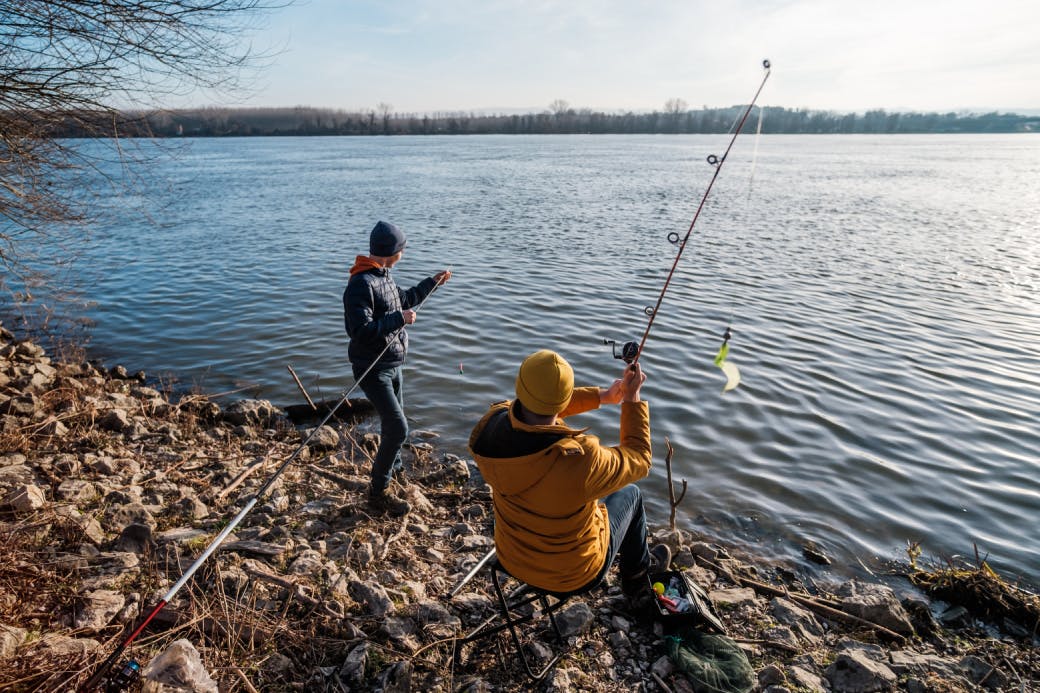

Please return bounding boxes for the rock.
[339,641,370,685]
[758,663,785,687]
[99,408,131,432]
[218,540,284,558]
[771,597,824,643]
[380,616,417,644]
[556,601,595,637]
[546,666,574,692]
[0,623,27,658]
[348,580,395,617]
[305,425,340,451]
[0,395,37,418]
[113,523,155,555]
[57,478,98,502]
[608,631,630,651]
[35,634,101,656]
[0,461,32,490]
[104,502,154,532]
[901,597,939,638]
[888,650,959,679]
[825,649,897,692]
[835,580,915,635]
[788,665,826,692]
[418,600,462,633]
[39,418,68,436]
[959,655,1007,689]
[2,484,46,511]
[288,549,325,575]
[140,639,218,693]
[223,399,281,427]
[691,541,729,562]
[762,625,802,651]
[174,495,209,520]
[54,504,106,544]
[938,604,972,629]
[264,652,294,678]
[73,589,126,630]
[376,660,413,693]
[708,587,758,608]
[525,640,555,667]
[651,654,675,679]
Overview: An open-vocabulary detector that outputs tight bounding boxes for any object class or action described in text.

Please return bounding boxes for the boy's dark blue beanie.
[369,221,407,256]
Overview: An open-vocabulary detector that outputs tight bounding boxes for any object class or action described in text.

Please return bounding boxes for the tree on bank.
[0,0,284,269]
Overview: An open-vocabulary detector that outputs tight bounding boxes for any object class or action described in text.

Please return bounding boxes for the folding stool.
[452,549,604,682]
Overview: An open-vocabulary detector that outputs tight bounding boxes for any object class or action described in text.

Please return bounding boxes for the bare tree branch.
[0,0,287,267]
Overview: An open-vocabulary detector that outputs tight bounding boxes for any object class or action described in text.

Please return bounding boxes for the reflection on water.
[40,134,1040,587]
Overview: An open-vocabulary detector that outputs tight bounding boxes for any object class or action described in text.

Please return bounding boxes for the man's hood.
[469,400,587,496]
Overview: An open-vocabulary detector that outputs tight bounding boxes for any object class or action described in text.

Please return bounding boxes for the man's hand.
[620,362,646,402]
[402,309,417,325]
[434,269,452,284]
[600,378,624,405]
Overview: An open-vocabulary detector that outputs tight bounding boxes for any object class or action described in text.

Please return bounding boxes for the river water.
[32,134,1040,587]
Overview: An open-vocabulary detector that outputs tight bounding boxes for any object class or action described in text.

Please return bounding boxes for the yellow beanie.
[515,349,574,416]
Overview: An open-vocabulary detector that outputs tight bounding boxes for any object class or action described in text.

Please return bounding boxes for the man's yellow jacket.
[469,387,652,593]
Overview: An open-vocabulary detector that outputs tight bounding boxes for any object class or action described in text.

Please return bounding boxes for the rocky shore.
[0,325,1037,692]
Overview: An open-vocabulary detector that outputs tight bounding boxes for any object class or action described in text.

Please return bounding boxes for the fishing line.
[604,59,771,392]
[81,275,449,692]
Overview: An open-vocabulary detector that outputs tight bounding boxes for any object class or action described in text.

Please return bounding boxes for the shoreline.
[1,325,1037,691]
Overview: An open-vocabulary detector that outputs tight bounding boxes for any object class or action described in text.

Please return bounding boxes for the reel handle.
[603,339,639,363]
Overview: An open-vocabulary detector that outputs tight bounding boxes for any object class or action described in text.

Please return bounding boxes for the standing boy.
[344,221,451,516]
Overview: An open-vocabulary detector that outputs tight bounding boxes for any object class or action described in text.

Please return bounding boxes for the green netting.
[665,628,755,693]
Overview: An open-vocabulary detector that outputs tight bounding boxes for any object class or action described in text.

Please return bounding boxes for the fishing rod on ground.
[604,59,771,391]
[80,275,449,693]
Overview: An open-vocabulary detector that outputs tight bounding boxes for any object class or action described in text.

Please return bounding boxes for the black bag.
[641,569,726,633]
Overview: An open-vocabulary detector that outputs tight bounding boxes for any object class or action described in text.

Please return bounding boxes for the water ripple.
[29,134,1040,588]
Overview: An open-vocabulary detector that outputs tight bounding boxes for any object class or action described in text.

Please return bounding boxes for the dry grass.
[909,549,1040,638]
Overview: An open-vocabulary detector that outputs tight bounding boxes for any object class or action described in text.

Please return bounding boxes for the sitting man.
[469,349,670,597]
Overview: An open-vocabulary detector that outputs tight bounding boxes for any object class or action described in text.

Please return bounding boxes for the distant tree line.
[53,104,1038,138]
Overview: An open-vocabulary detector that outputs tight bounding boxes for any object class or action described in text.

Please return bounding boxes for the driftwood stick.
[695,556,906,644]
[218,455,271,501]
[664,439,688,531]
[242,567,318,606]
[732,637,801,654]
[232,667,261,693]
[287,364,318,410]
[651,671,674,693]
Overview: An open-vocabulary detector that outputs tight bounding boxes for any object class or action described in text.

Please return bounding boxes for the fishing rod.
[81,274,448,693]
[605,59,771,377]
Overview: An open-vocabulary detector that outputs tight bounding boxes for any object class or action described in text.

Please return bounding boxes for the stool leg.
[491,567,561,682]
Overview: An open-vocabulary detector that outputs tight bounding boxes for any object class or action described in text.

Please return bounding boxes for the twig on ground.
[287,364,317,411]
[664,439,687,531]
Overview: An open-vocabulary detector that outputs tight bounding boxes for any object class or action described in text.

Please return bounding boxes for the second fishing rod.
[605,59,771,372]
[81,272,449,693]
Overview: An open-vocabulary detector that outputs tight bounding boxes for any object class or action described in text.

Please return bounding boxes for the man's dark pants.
[579,484,651,591]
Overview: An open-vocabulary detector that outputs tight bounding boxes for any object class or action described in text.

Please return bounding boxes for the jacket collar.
[507,399,587,436]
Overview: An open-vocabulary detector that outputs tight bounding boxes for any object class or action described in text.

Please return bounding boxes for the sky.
[223,0,1040,115]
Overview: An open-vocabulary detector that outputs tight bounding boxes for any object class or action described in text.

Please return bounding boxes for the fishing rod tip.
[762,59,771,70]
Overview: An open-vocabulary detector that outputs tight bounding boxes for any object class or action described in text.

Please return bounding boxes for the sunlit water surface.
[30,134,1040,586]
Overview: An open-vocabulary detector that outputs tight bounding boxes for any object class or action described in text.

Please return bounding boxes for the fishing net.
[665,627,754,693]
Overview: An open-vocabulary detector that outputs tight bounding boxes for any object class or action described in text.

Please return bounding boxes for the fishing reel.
[603,339,639,364]
[104,659,141,692]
